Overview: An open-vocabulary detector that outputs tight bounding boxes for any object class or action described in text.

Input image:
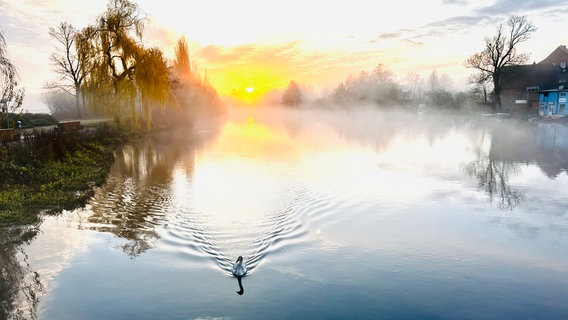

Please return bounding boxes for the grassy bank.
[0,126,127,226]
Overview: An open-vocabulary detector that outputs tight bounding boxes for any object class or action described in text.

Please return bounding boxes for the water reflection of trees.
[465,146,523,210]
[84,127,219,257]
[293,108,466,152]
[464,122,529,210]
[1,125,220,317]
[492,122,568,178]
[0,225,44,320]
[465,121,568,210]
[267,108,568,211]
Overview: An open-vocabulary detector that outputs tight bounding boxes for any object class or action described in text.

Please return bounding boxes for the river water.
[6,107,568,319]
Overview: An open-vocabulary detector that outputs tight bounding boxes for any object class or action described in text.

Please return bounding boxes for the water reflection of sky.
[13,108,568,319]
[22,212,94,292]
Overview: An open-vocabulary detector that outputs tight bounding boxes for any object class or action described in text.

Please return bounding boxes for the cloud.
[371,29,414,41]
[0,0,104,48]
[144,20,178,53]
[423,15,496,34]
[476,0,563,15]
[369,15,492,46]
[442,0,469,5]
[369,0,568,47]
[199,42,307,77]
[198,41,303,67]
[196,40,395,94]
[0,1,50,48]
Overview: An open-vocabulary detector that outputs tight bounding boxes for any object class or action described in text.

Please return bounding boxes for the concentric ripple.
[160,185,308,275]
[156,178,368,277]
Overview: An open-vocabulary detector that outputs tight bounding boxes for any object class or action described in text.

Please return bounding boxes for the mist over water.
[9,105,568,319]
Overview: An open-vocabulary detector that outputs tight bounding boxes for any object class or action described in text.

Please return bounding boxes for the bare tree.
[0,31,24,128]
[403,72,425,101]
[41,90,77,120]
[469,83,490,106]
[465,15,536,109]
[330,64,401,106]
[47,21,87,118]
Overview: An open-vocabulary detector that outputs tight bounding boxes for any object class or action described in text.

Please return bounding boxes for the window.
[560,92,567,97]
[560,104,566,114]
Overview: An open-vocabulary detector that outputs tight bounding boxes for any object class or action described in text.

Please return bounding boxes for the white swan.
[232,256,247,277]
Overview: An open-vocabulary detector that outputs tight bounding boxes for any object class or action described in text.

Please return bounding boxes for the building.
[500,45,568,115]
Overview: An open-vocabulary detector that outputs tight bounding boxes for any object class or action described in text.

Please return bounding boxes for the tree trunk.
[493,71,502,110]
[75,84,81,119]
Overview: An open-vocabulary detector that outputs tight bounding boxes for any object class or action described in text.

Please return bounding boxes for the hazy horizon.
[1,0,567,113]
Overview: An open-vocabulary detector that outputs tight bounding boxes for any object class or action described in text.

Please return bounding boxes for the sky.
[0,0,567,112]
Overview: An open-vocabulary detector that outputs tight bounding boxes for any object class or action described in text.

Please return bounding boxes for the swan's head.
[236,256,243,264]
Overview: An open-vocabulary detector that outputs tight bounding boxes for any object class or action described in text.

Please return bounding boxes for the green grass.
[0,129,117,226]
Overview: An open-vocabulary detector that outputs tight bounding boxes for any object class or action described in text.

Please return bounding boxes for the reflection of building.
[489,122,568,178]
[534,123,568,177]
[536,122,568,151]
[500,45,568,115]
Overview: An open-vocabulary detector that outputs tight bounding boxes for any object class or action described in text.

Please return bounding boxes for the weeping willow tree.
[77,0,170,129]
[1,32,25,128]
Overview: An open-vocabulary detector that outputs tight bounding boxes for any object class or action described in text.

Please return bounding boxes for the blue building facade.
[539,89,568,116]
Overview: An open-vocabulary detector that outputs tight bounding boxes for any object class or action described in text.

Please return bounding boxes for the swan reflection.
[235,276,245,295]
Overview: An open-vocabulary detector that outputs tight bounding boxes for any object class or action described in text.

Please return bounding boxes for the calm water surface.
[8,107,568,319]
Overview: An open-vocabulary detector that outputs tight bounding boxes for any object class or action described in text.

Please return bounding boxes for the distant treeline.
[281,64,490,112]
[0,113,57,129]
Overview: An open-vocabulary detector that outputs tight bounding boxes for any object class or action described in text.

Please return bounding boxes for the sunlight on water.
[149,109,497,275]
[163,120,307,273]
[10,107,568,319]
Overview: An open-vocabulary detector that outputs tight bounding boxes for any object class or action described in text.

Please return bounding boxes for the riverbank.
[0,125,133,226]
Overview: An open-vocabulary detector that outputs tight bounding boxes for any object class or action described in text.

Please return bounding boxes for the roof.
[501,45,568,91]
[539,45,568,65]
[500,64,562,90]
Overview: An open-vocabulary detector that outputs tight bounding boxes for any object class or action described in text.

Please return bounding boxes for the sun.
[206,63,290,105]
[232,87,260,105]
